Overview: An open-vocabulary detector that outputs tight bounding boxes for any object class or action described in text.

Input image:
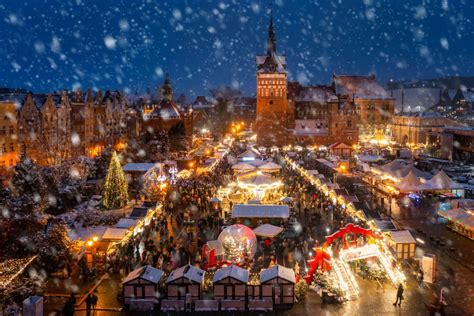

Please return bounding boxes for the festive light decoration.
[102,151,129,209]
[0,256,38,288]
[217,224,257,263]
[143,165,167,201]
[284,154,406,292]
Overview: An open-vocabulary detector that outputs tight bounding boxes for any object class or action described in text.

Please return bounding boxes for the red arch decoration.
[322,223,376,249]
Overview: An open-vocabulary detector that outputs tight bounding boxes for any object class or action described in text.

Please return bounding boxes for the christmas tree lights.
[102,151,128,209]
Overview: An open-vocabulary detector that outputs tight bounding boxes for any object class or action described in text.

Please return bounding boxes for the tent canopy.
[395,170,422,193]
[437,208,474,230]
[258,161,282,171]
[102,228,128,241]
[232,204,289,218]
[237,171,281,188]
[232,162,256,172]
[253,224,284,238]
[422,170,464,190]
[238,148,261,159]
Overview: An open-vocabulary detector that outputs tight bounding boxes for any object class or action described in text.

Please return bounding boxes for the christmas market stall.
[253,224,284,238]
[260,264,296,306]
[387,230,416,259]
[213,264,249,300]
[166,264,206,301]
[231,204,289,226]
[122,265,164,305]
[437,208,474,240]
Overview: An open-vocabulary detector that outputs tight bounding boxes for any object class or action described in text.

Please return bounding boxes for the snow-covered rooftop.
[232,204,289,218]
[334,75,390,99]
[166,264,205,284]
[260,264,295,284]
[123,265,164,284]
[213,264,249,283]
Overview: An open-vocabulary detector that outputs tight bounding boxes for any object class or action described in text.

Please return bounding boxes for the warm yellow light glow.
[92,235,98,242]
[87,240,94,247]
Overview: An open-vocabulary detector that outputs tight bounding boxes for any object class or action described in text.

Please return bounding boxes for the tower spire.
[267,9,276,56]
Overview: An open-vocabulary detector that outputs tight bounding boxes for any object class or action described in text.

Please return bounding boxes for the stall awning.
[102,228,129,241]
[232,204,289,218]
[115,218,138,229]
[390,230,416,244]
[253,224,284,238]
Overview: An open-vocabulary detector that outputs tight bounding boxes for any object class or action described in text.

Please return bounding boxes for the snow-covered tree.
[102,151,128,209]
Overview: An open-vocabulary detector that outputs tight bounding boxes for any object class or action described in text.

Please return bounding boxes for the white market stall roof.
[232,204,289,218]
[102,228,129,241]
[253,224,284,238]
[166,264,205,284]
[247,159,267,167]
[395,170,422,193]
[213,264,249,283]
[232,162,256,172]
[437,208,474,231]
[258,161,282,171]
[238,148,261,159]
[237,171,282,188]
[357,154,383,163]
[421,170,464,190]
[260,264,295,284]
[377,160,405,174]
[389,230,416,244]
[115,218,138,229]
[394,164,432,180]
[123,265,164,285]
[122,163,159,173]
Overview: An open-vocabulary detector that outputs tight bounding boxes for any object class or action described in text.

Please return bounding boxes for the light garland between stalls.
[283,155,406,288]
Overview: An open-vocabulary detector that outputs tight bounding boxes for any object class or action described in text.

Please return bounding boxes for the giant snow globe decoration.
[218,224,257,263]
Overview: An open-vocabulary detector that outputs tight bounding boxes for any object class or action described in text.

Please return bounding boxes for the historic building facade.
[255,14,290,146]
[255,14,392,147]
[0,101,19,174]
[142,72,193,144]
[11,89,129,165]
[392,111,463,145]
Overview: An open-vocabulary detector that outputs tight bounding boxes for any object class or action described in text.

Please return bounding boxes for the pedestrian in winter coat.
[393,283,404,307]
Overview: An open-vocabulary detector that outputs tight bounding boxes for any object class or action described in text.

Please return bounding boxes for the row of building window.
[1,126,15,135]
[259,88,285,97]
[0,142,15,154]
[259,79,285,85]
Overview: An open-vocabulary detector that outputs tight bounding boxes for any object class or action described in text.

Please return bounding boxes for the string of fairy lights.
[283,155,406,293]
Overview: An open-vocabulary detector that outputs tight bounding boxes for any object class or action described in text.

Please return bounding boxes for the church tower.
[160,71,173,101]
[255,11,288,146]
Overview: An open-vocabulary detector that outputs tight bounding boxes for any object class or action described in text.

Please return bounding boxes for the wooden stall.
[260,265,295,306]
[388,230,416,259]
[213,265,249,300]
[166,265,205,301]
[122,265,164,305]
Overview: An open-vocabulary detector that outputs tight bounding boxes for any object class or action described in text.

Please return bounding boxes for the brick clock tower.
[255,12,290,147]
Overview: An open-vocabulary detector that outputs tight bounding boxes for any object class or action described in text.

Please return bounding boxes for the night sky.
[0,0,473,99]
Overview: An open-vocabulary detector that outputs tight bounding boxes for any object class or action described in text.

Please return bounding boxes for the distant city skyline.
[1,0,473,97]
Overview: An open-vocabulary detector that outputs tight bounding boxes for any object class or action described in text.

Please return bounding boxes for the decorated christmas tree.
[102,151,128,209]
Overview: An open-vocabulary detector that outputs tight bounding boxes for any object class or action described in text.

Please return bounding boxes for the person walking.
[393,283,404,307]
[417,268,424,287]
[85,294,93,316]
[91,292,98,311]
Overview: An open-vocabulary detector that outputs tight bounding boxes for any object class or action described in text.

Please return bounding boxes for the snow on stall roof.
[115,218,138,229]
[213,264,249,283]
[421,169,464,190]
[258,161,282,170]
[123,265,164,285]
[232,204,289,218]
[102,228,129,240]
[122,163,158,172]
[149,99,181,119]
[166,264,205,284]
[253,224,284,238]
[260,264,295,284]
[390,230,416,244]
